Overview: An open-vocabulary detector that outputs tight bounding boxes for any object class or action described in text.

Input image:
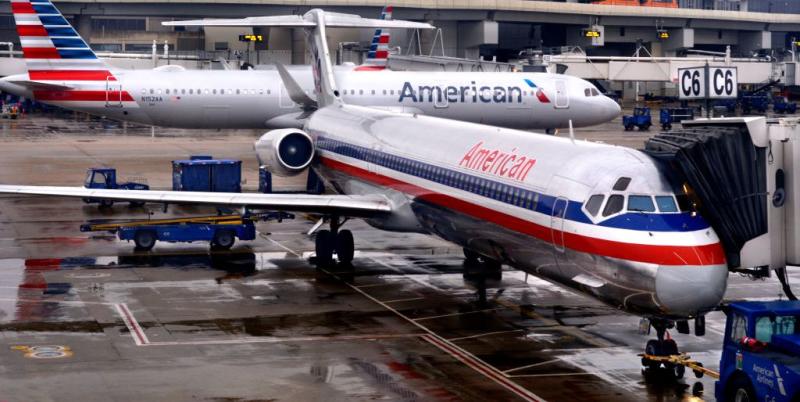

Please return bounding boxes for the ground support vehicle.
[659,108,695,130]
[774,97,798,114]
[623,107,652,131]
[80,212,293,251]
[82,168,149,208]
[715,301,800,402]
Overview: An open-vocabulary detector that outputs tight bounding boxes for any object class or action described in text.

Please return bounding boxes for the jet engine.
[254,129,315,177]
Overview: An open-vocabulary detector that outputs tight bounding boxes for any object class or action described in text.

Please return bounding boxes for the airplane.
[0,9,727,374]
[0,0,620,130]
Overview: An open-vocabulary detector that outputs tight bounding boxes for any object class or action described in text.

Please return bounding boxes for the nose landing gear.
[313,216,355,269]
[641,319,684,380]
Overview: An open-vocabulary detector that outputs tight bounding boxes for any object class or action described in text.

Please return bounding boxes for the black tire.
[673,363,685,379]
[463,248,481,263]
[129,201,145,208]
[644,340,662,371]
[315,230,334,266]
[335,230,355,264]
[625,124,634,131]
[212,230,235,250]
[134,230,156,251]
[639,123,651,131]
[99,199,114,209]
[693,362,705,378]
[662,339,679,355]
[726,374,757,402]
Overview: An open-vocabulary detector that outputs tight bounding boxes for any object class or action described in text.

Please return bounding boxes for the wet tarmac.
[0,112,797,401]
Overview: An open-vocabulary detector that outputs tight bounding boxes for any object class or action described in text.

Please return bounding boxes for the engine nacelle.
[254,129,315,177]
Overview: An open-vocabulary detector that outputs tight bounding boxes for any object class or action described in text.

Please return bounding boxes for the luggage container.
[172,159,242,193]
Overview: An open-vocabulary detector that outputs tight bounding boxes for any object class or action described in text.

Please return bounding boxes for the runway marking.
[142,333,426,347]
[263,235,303,258]
[0,297,111,305]
[448,329,524,342]
[413,308,500,322]
[354,282,394,289]
[503,359,560,374]
[381,297,425,304]
[273,238,545,402]
[367,256,444,292]
[114,303,150,346]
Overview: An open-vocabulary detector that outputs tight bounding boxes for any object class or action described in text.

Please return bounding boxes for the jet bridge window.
[602,194,624,217]
[585,194,605,217]
[627,195,656,212]
[655,196,678,213]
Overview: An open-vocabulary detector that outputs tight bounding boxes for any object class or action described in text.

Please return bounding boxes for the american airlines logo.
[459,141,536,182]
[398,81,524,104]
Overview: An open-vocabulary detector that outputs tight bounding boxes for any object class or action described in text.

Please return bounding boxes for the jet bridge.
[644,117,800,299]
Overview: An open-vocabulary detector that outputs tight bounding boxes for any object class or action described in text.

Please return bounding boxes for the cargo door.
[105,76,123,108]
[554,79,569,109]
[185,164,212,192]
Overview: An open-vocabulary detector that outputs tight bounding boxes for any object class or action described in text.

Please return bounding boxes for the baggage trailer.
[80,212,293,251]
[83,167,149,209]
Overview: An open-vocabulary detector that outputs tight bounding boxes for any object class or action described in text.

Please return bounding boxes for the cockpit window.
[603,194,624,217]
[584,88,592,97]
[591,88,600,96]
[655,196,678,213]
[585,194,605,217]
[613,177,631,191]
[676,194,693,212]
[628,195,655,212]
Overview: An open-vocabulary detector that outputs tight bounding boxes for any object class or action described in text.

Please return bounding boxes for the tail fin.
[11,0,112,75]
[364,6,392,67]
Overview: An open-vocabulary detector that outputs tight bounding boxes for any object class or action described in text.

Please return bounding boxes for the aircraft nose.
[603,96,621,120]
[654,264,728,317]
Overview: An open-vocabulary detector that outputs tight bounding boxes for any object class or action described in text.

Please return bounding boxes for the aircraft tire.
[336,230,354,264]
[315,230,334,266]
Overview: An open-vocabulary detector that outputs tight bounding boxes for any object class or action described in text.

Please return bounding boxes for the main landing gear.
[313,216,355,268]
[642,319,685,381]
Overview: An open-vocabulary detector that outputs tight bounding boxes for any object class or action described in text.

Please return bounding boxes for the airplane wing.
[163,12,433,30]
[0,185,392,217]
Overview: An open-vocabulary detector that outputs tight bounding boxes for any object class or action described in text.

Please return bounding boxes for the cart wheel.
[335,230,355,264]
[625,124,634,131]
[134,230,156,251]
[639,123,651,131]
[693,362,704,378]
[673,363,685,379]
[99,199,114,209]
[212,230,236,250]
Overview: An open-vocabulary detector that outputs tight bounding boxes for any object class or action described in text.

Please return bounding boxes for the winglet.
[305,9,341,108]
[274,62,318,111]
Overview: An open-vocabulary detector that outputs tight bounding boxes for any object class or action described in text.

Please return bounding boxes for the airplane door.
[550,197,568,253]
[554,79,569,109]
[105,77,123,108]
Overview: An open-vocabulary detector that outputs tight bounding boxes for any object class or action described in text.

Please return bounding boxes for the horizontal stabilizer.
[163,10,434,30]
[0,185,393,217]
[8,79,73,91]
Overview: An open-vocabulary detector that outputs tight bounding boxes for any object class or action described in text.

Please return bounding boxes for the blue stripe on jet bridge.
[317,136,712,233]
[56,48,96,59]
[39,15,70,26]
[32,4,59,14]
[45,26,78,37]
[51,38,87,48]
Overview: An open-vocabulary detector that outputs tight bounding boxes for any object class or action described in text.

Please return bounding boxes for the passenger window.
[613,177,631,191]
[628,195,655,212]
[166,89,170,94]
[602,194,624,217]
[655,196,678,213]
[585,194,605,217]
[150,89,154,94]
[372,90,376,95]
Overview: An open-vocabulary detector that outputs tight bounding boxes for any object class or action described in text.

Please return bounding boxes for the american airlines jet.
[0,9,727,379]
[0,0,620,130]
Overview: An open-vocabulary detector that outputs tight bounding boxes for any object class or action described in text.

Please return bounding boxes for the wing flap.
[0,185,392,217]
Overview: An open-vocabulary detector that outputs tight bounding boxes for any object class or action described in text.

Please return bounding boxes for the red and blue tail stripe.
[11,0,136,105]
[356,5,392,71]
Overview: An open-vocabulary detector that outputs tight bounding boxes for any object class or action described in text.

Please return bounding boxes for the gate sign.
[678,66,738,100]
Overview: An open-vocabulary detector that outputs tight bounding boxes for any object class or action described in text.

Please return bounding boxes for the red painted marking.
[354,65,385,71]
[536,89,550,103]
[118,304,147,345]
[25,259,62,269]
[23,47,61,59]
[33,90,134,102]
[11,2,36,14]
[29,70,116,81]
[16,25,49,37]
[378,35,390,44]
[321,156,726,266]
[374,50,389,59]
[384,6,393,12]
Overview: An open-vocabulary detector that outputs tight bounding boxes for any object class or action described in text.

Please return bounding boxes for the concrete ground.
[0,112,795,402]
